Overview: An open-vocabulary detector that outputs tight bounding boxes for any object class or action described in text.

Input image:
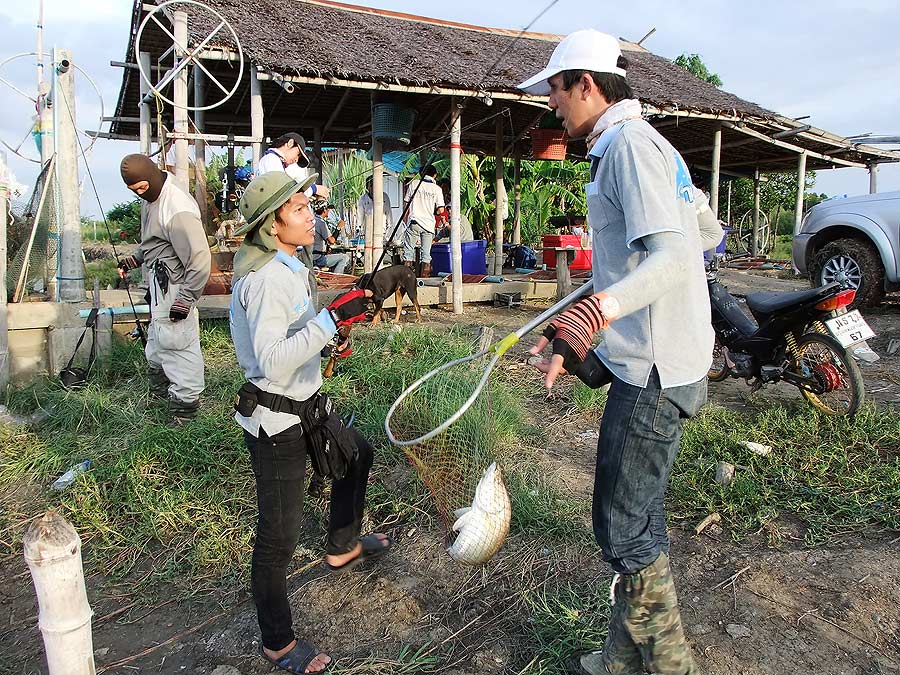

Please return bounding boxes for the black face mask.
[120,154,167,202]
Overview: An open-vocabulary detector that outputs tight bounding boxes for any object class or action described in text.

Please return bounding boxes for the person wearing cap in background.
[435,178,475,243]
[520,29,723,675]
[256,132,330,201]
[118,154,211,424]
[229,171,392,674]
[402,164,446,277]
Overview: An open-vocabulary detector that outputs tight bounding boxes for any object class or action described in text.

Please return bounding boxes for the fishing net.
[386,329,515,565]
[6,159,60,302]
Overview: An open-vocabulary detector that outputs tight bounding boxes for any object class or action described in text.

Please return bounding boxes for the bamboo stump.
[555,249,575,301]
[24,510,95,675]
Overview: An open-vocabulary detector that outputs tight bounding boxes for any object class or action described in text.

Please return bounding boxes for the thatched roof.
[108,0,899,173]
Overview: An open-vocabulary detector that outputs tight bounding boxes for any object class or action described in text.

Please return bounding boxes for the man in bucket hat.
[230,172,391,674]
[521,29,723,675]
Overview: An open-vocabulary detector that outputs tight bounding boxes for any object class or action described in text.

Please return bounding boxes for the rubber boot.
[148,365,170,400]
[619,553,698,674]
[169,398,200,426]
[569,574,644,675]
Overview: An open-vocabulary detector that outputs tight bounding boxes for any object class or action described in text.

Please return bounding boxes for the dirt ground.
[1,268,898,675]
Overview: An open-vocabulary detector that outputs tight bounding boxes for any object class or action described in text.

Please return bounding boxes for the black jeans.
[245,424,374,651]
[592,367,707,574]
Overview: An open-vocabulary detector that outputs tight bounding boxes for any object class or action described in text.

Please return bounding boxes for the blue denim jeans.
[592,367,706,574]
[403,220,435,264]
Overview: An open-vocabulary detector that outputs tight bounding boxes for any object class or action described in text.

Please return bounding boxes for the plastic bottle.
[50,460,91,491]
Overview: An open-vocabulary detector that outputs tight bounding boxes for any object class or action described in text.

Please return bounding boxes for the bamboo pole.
[173,10,189,191]
[24,511,95,675]
[0,150,9,389]
[793,152,807,238]
[371,138,384,272]
[250,65,263,171]
[513,149,521,245]
[450,98,463,314]
[193,66,208,226]
[493,118,505,275]
[710,123,722,219]
[751,170,761,257]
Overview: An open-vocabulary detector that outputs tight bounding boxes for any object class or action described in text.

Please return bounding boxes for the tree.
[674,53,723,87]
[106,200,142,242]
[725,171,818,234]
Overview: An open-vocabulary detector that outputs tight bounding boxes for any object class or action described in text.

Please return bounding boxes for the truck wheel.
[810,238,884,308]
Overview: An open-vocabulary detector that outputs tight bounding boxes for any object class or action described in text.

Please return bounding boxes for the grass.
[671,401,900,544]
[770,234,793,261]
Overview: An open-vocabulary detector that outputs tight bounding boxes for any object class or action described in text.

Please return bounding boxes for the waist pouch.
[235,384,358,480]
[574,350,613,389]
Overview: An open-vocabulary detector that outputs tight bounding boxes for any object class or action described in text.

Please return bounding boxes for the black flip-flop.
[259,639,330,674]
[325,533,393,574]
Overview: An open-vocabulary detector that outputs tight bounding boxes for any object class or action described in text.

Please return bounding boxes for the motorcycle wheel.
[708,337,731,382]
[791,333,864,417]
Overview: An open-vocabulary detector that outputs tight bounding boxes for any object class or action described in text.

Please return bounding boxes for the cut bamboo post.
[23,510,95,675]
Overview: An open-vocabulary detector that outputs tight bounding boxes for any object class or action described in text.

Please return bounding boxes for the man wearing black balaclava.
[119,154,211,424]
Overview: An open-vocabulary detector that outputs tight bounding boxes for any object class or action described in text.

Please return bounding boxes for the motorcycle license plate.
[825,310,875,347]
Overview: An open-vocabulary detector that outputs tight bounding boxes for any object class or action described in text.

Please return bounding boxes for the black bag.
[574,350,613,389]
[301,393,358,480]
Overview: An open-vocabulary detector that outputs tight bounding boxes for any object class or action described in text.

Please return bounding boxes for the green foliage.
[322,150,372,217]
[673,53,723,87]
[205,149,248,196]
[105,199,141,243]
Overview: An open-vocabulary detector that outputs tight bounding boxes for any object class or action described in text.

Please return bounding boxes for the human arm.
[169,210,212,318]
[240,273,337,381]
[693,188,725,252]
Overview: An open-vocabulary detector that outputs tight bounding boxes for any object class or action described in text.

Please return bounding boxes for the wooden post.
[0,150,9,390]
[250,65,263,171]
[793,151,807,238]
[513,148,522,245]
[54,48,84,303]
[337,149,345,221]
[192,66,208,226]
[869,163,878,194]
[138,51,152,238]
[173,10,189,191]
[24,511,95,675]
[371,138,384,272]
[450,98,463,314]
[555,249,573,300]
[313,128,323,179]
[710,123,722,219]
[494,118,505,275]
[751,169,761,257]
[726,181,732,227]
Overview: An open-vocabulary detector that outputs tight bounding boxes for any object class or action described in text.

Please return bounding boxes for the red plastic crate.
[541,234,592,270]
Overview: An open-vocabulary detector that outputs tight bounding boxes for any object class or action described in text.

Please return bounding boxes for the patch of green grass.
[571,381,607,413]
[672,402,900,543]
[507,469,591,544]
[517,581,610,674]
[770,234,793,261]
[84,259,140,290]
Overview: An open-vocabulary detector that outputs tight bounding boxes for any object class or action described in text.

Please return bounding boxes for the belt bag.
[235,384,357,480]
[300,393,358,481]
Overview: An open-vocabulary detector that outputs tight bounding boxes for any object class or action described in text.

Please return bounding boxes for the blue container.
[704,227,730,260]
[431,240,487,276]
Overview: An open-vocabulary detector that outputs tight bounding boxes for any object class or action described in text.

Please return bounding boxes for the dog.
[356,265,422,326]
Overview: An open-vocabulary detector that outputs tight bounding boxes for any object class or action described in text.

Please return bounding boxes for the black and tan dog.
[356,265,422,326]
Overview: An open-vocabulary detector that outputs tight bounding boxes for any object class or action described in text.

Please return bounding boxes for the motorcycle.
[706,257,871,417]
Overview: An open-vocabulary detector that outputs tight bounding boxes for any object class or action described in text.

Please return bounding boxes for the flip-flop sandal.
[325,533,393,574]
[259,639,330,674]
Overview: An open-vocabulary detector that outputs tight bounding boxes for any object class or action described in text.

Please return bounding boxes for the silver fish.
[447,462,512,565]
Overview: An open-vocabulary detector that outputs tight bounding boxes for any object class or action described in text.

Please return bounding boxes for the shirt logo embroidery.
[674,153,694,205]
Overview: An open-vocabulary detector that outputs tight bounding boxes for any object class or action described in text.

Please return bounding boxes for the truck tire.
[810,237,884,308]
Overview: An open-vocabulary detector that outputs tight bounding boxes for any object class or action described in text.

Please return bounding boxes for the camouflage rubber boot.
[619,553,698,675]
[148,366,170,400]
[168,398,200,426]
[572,575,644,675]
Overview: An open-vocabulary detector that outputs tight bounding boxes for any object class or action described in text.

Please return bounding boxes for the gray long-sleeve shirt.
[136,174,211,307]
[229,250,337,437]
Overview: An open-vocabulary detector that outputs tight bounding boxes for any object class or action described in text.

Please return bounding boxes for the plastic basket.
[531,129,568,160]
[372,104,417,147]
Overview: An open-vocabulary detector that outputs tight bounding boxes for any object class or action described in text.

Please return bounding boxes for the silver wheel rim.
[820,254,862,290]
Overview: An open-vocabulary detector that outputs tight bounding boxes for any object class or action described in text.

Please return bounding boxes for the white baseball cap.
[519,30,626,96]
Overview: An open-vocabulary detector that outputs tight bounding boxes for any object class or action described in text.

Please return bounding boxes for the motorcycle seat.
[745,283,841,315]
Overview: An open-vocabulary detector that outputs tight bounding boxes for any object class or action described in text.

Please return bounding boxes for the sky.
[1,0,898,219]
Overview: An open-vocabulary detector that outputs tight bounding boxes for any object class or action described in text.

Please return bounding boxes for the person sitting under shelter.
[312,201,350,274]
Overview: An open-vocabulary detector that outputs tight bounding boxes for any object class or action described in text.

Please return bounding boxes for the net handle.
[384,281,594,446]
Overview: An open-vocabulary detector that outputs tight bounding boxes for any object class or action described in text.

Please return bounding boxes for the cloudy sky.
[1,0,898,219]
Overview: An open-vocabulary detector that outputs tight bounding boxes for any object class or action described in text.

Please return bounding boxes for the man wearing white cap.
[522,29,721,675]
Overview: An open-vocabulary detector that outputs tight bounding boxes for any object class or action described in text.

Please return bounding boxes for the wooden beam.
[322,89,352,134]
[721,121,865,168]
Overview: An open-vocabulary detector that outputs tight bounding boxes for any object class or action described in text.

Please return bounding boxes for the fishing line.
[60,84,147,344]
